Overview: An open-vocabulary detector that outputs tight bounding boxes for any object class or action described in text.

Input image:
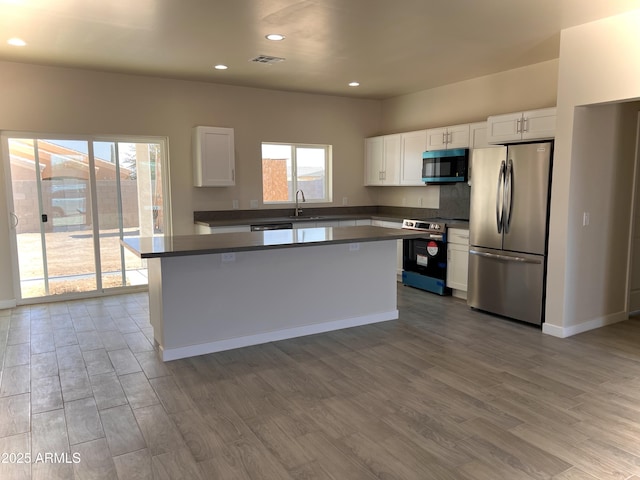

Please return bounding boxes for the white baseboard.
[0,299,17,310]
[452,289,467,300]
[160,310,398,361]
[543,311,628,338]
[630,289,640,313]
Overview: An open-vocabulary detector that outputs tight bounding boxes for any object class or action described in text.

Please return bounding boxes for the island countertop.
[122,225,427,259]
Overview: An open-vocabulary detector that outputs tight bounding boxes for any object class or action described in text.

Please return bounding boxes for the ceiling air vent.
[250,55,286,64]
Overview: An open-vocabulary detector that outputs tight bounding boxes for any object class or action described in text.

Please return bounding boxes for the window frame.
[261,141,332,204]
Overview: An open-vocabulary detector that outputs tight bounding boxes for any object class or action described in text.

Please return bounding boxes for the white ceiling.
[1,0,640,99]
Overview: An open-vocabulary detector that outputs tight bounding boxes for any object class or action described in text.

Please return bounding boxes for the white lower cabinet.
[447,228,469,299]
[293,222,317,228]
[196,224,251,234]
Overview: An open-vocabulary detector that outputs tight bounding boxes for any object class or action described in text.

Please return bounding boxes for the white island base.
[148,240,399,361]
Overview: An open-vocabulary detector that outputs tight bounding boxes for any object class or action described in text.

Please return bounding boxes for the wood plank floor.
[1,285,640,479]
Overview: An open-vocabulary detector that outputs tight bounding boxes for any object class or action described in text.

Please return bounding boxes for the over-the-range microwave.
[422,148,469,184]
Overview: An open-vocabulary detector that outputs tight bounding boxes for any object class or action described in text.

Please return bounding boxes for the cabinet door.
[293,222,317,228]
[426,127,448,151]
[400,130,427,185]
[446,124,470,149]
[364,137,384,186]
[447,243,469,291]
[210,225,251,234]
[337,220,357,227]
[448,228,470,246]
[193,126,235,186]
[470,122,491,149]
[383,134,402,185]
[522,107,556,141]
[486,112,523,144]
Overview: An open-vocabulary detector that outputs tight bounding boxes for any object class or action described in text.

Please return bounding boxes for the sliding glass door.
[4,134,169,301]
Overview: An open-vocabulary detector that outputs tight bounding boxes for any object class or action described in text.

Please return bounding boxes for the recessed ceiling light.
[214,64,228,70]
[7,37,27,47]
[348,82,360,87]
[265,34,286,41]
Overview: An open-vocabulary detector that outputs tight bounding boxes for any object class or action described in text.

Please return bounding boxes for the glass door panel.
[8,138,46,298]
[8,138,97,297]
[93,140,164,289]
[38,139,97,295]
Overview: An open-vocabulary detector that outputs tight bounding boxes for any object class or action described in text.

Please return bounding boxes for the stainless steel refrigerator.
[468,142,552,325]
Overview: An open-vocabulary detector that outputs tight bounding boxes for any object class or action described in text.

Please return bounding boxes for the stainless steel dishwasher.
[250,223,293,231]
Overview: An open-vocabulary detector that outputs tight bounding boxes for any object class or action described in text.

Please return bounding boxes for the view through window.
[5,135,169,299]
[262,143,331,203]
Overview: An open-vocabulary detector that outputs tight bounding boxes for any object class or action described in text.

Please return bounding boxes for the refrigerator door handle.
[496,160,506,233]
[469,249,542,265]
[504,159,514,234]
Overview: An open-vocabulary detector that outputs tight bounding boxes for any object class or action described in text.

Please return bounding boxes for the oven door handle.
[427,234,443,241]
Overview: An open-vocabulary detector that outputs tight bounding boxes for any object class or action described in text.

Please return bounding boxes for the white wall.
[544,9,640,337]
[0,61,381,304]
[380,60,559,134]
[377,60,558,208]
[630,111,640,312]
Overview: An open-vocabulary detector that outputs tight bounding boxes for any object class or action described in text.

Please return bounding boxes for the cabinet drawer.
[448,228,469,245]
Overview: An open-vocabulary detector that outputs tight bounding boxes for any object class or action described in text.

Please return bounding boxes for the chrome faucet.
[295,189,306,217]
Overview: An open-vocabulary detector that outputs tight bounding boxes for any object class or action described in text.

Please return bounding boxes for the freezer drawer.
[467,247,544,325]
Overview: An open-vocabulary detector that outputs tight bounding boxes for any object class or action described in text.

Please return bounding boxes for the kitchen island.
[123,226,425,361]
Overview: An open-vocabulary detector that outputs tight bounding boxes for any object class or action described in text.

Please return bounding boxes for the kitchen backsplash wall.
[195,184,470,224]
[438,183,470,220]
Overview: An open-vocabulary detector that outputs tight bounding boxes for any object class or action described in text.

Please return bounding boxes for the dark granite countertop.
[195,214,468,230]
[194,214,404,228]
[122,225,428,259]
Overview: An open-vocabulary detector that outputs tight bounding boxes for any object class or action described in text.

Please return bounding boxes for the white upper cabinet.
[364,134,401,185]
[400,130,427,185]
[426,124,470,151]
[486,107,556,144]
[364,136,384,186]
[383,134,402,185]
[193,126,235,187]
[469,121,497,149]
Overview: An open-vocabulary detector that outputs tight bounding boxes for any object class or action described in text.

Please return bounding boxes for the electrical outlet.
[221,252,236,263]
[402,197,406,206]
[583,212,590,226]
[250,200,258,209]
[232,200,239,209]
[342,197,348,206]
[419,197,424,207]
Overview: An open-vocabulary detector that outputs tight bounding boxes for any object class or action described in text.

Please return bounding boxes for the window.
[262,142,331,203]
